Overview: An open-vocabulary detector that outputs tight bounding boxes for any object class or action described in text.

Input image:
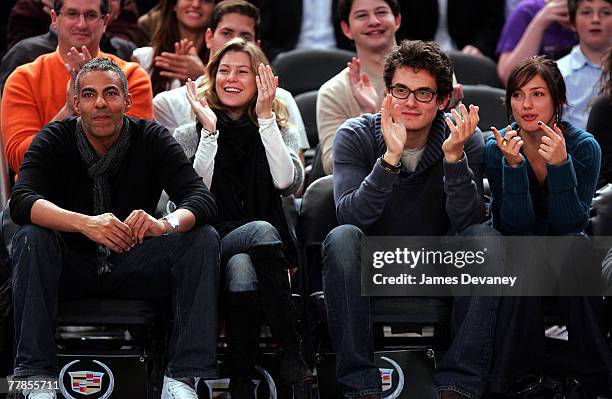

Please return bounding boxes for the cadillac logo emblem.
[379,356,405,399]
[68,371,104,395]
[59,360,115,399]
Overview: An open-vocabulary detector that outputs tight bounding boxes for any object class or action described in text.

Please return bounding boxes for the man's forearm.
[30,198,89,233]
[161,208,196,234]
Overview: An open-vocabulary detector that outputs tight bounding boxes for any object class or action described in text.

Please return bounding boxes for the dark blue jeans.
[222,221,284,293]
[11,224,220,379]
[322,224,501,398]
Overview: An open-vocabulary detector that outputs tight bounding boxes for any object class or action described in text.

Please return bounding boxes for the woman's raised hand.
[492,125,524,167]
[537,121,567,166]
[255,63,278,119]
[185,78,217,132]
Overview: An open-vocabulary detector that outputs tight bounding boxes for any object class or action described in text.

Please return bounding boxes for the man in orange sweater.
[1,0,153,174]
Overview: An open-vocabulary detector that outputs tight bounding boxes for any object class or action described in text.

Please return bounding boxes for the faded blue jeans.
[322,224,501,398]
[222,221,284,293]
[11,224,220,379]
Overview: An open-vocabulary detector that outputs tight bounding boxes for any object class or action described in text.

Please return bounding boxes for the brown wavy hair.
[199,38,288,128]
[150,0,213,95]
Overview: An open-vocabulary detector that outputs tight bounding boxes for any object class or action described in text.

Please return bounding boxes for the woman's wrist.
[257,110,273,120]
[505,154,525,168]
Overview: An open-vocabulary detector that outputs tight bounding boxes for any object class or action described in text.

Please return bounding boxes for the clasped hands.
[80,210,167,254]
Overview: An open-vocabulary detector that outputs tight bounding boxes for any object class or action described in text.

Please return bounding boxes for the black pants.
[11,224,220,379]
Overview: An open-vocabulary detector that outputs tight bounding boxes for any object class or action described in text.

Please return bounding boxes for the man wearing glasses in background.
[1,0,152,176]
[322,40,499,399]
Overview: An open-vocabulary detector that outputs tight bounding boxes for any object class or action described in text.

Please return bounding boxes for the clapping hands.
[155,39,206,83]
[348,57,379,114]
[185,78,217,132]
[255,63,278,120]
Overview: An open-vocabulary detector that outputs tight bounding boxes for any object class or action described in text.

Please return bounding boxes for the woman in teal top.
[485,56,601,236]
[484,56,611,397]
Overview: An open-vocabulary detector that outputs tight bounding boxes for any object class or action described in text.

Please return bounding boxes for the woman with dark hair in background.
[484,56,611,397]
[132,0,213,94]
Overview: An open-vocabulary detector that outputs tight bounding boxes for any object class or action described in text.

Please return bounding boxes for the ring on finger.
[501,138,509,147]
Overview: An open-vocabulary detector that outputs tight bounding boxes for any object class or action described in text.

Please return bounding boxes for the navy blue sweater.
[332,112,485,236]
[484,121,600,235]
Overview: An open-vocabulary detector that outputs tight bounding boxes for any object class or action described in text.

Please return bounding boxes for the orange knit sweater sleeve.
[1,64,46,173]
[121,60,153,120]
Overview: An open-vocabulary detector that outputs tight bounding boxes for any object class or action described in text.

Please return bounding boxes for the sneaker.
[26,392,56,399]
[161,376,198,399]
[22,376,57,399]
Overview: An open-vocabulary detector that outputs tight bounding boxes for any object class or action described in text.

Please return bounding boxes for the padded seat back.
[448,51,502,88]
[294,90,319,149]
[462,85,507,132]
[273,48,355,95]
[589,184,612,237]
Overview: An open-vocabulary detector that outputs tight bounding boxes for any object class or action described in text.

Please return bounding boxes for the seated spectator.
[497,0,578,85]
[317,0,464,175]
[396,0,505,60]
[152,0,310,163]
[6,0,144,49]
[258,0,354,62]
[588,48,612,187]
[317,0,401,175]
[1,0,138,94]
[1,0,152,175]
[322,39,498,399]
[132,0,214,95]
[10,57,219,399]
[485,56,611,396]
[558,0,612,130]
[177,39,311,398]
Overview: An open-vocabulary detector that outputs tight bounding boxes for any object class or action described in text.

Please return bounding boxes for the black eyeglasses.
[57,10,103,22]
[390,85,437,103]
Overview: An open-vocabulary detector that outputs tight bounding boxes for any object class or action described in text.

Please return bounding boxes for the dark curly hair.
[383,40,454,103]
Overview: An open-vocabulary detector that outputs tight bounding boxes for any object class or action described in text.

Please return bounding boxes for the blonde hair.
[196,38,289,128]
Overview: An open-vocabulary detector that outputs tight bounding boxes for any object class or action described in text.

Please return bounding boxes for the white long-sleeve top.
[174,112,304,195]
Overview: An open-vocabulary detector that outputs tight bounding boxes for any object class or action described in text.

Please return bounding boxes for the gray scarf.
[76,117,131,275]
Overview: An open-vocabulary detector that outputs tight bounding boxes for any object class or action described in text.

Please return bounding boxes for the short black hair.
[568,0,612,25]
[209,0,260,40]
[338,0,400,24]
[54,0,109,16]
[75,57,128,96]
[383,40,454,100]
